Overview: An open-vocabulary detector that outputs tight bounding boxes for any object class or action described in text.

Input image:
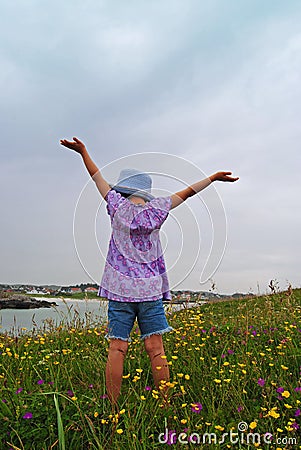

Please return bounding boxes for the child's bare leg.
[144,334,170,393]
[106,338,128,404]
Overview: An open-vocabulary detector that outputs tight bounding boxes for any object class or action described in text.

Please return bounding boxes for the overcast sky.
[1,0,300,295]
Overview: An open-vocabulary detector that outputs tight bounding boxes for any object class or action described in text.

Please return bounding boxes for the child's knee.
[144,335,164,358]
[109,339,128,356]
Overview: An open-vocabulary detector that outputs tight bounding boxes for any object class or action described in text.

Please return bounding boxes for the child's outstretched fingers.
[60,137,86,154]
[213,171,239,182]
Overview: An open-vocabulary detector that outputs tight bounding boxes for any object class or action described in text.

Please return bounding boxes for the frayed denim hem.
[105,334,131,342]
[140,326,174,341]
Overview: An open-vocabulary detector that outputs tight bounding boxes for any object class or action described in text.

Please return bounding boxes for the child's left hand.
[211,172,239,182]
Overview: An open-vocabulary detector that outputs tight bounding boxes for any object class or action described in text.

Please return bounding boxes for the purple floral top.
[98,189,172,302]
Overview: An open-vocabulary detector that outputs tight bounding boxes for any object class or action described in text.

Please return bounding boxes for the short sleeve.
[142,196,172,230]
[105,189,126,218]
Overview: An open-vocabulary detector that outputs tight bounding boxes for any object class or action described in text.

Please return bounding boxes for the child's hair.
[119,192,132,199]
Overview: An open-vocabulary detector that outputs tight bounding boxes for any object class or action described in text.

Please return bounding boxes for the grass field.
[0,289,300,449]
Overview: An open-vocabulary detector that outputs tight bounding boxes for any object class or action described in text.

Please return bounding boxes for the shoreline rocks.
[0,294,57,310]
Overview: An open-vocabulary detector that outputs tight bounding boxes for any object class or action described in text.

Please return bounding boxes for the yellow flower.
[268,410,280,419]
[281,365,288,370]
[122,374,130,379]
[181,403,187,408]
[140,395,146,400]
[71,396,77,401]
[116,428,123,434]
[282,391,290,398]
[136,368,143,373]
[214,379,222,384]
[249,421,257,429]
[184,374,190,380]
[284,404,292,409]
[215,425,224,431]
[177,373,184,378]
[181,419,187,424]
[94,412,99,418]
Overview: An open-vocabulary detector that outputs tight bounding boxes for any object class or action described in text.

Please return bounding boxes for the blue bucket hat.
[110,168,154,202]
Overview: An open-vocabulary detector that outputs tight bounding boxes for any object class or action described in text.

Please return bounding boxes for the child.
[60,136,239,404]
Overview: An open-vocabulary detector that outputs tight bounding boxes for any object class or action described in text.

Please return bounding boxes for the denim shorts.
[106,299,173,341]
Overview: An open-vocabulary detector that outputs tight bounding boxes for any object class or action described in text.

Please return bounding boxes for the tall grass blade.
[53,394,66,450]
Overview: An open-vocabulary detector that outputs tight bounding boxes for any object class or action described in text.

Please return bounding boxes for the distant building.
[84,287,98,293]
[70,288,82,294]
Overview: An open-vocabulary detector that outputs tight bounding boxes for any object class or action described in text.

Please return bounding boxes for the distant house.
[84,287,98,293]
[70,288,82,294]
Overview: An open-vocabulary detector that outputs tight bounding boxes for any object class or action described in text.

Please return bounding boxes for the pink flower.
[37,379,44,385]
[191,402,202,413]
[23,412,33,419]
[15,388,23,394]
[258,378,265,387]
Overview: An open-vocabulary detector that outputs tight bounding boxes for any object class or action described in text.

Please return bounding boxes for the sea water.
[0,298,108,335]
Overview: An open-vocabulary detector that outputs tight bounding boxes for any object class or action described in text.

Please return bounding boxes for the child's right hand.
[60,137,86,154]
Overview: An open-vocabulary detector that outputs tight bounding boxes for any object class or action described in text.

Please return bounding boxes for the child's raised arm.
[60,137,110,199]
[170,171,239,209]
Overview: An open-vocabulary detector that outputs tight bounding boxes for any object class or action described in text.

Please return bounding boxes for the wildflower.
[249,421,257,429]
[140,396,146,400]
[94,412,99,418]
[191,403,202,413]
[215,425,224,431]
[15,388,23,394]
[145,386,151,391]
[214,379,221,384]
[22,412,33,419]
[228,349,234,354]
[67,389,74,397]
[258,378,265,387]
[136,368,143,373]
[294,387,301,392]
[37,379,44,385]
[295,409,301,417]
[268,410,280,419]
[281,391,290,398]
[291,421,299,430]
[88,384,93,388]
[100,394,108,399]
[181,419,187,424]
[281,365,288,370]
[276,387,284,393]
[116,428,123,434]
[237,406,243,412]
[184,374,190,380]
